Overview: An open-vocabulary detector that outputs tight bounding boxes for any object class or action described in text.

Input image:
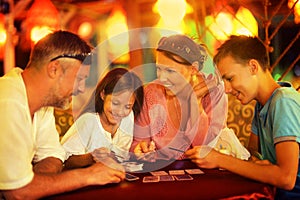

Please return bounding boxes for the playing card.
[159,175,175,181]
[121,161,144,172]
[150,170,168,176]
[185,169,204,174]
[174,174,194,181]
[169,170,185,175]
[142,176,160,183]
[125,173,139,181]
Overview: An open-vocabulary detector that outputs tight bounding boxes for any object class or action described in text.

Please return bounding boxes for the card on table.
[159,175,175,181]
[185,169,205,175]
[150,170,168,176]
[169,170,185,175]
[174,174,194,181]
[125,173,139,181]
[142,176,160,183]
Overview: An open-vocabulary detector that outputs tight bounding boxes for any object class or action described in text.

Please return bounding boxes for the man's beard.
[53,97,71,110]
[45,88,72,110]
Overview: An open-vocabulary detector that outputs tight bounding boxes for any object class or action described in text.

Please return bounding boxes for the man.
[0,31,125,200]
[185,35,300,199]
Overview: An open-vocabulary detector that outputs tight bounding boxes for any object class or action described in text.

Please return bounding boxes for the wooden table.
[44,159,275,200]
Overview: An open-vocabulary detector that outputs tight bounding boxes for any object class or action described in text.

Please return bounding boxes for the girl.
[61,67,144,169]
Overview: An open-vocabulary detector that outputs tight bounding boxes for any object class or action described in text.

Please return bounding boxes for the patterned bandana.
[157,34,207,69]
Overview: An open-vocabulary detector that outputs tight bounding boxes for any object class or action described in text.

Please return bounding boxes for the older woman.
[131,34,228,161]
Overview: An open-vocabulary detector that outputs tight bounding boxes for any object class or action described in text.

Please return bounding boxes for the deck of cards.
[121,161,144,172]
[142,169,204,183]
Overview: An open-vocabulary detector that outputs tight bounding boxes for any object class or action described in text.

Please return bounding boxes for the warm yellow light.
[206,6,257,41]
[0,30,6,44]
[153,0,191,36]
[78,22,93,39]
[0,14,5,45]
[106,6,129,63]
[233,6,258,36]
[209,12,233,40]
[288,0,300,24]
[30,26,53,43]
[155,0,187,27]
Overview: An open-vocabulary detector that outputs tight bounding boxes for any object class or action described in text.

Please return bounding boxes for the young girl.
[61,67,144,169]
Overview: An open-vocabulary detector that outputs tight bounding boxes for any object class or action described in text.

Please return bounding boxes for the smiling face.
[101,90,135,126]
[156,51,193,97]
[217,55,257,105]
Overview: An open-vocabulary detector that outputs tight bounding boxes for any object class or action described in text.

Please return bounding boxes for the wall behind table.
[54,108,74,141]
[226,94,256,147]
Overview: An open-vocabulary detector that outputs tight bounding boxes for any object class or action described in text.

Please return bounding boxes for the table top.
[44,159,275,200]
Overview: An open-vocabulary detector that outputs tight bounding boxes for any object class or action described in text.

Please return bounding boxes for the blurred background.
[0,0,299,143]
[0,0,299,84]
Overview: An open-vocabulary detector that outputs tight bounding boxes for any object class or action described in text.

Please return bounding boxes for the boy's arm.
[247,133,262,161]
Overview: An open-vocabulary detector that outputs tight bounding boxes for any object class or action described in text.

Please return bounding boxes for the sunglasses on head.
[50,52,92,65]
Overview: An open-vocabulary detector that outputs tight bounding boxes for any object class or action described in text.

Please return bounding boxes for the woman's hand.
[190,73,218,115]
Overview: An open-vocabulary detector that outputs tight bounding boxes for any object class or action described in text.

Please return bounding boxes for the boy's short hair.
[214,35,269,71]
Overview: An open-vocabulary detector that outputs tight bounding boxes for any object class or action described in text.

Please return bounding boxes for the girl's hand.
[91,147,111,162]
[134,141,156,162]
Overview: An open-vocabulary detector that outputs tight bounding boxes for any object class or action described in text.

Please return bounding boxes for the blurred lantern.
[207,6,257,41]
[153,0,192,36]
[77,21,93,39]
[207,12,233,40]
[288,0,300,24]
[204,4,257,55]
[106,5,129,64]
[25,0,59,44]
[233,6,258,36]
[0,13,6,60]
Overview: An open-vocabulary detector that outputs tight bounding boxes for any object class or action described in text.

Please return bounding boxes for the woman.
[131,34,228,161]
[61,67,144,169]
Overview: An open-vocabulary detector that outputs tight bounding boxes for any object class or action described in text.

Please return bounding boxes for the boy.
[185,35,300,199]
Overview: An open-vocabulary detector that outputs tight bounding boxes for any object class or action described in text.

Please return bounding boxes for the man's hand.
[87,161,125,185]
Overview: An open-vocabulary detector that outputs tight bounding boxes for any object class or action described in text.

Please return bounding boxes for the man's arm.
[33,157,63,174]
[64,154,94,170]
[2,162,125,200]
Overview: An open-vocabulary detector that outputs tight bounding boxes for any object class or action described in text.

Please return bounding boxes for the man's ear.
[248,59,259,74]
[47,60,59,78]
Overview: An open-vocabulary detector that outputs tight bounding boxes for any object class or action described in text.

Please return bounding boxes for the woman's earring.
[192,75,197,83]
